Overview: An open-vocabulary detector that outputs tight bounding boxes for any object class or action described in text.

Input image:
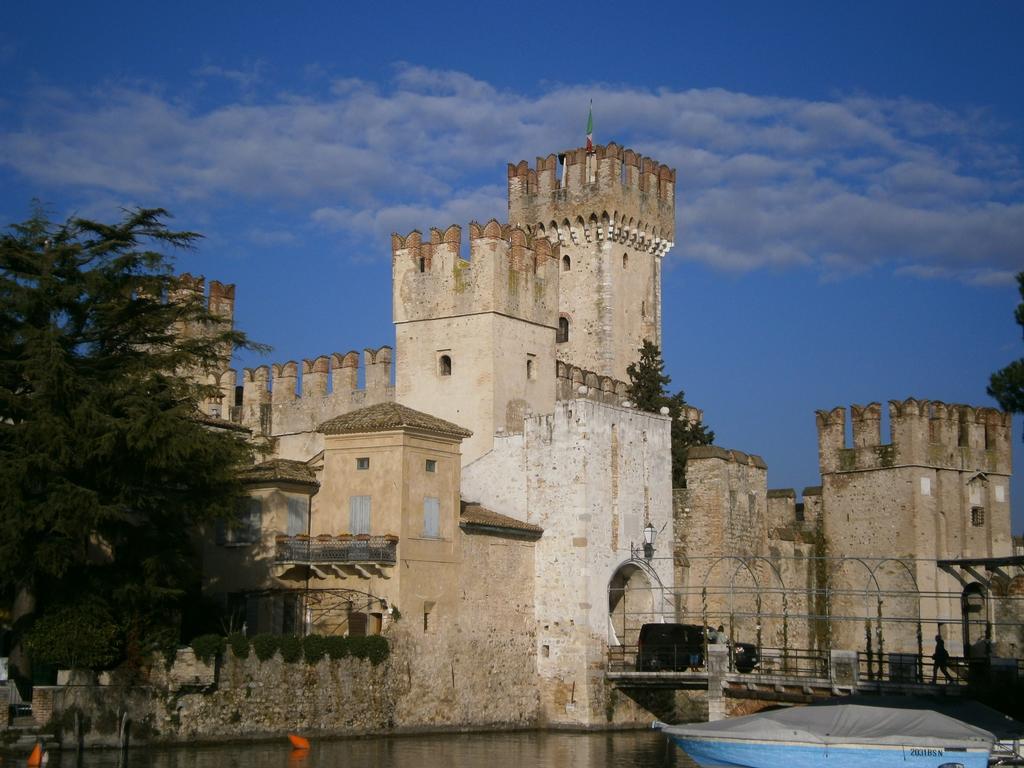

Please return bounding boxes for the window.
[425,459,437,473]
[439,354,452,376]
[286,496,308,536]
[526,355,536,380]
[562,255,571,271]
[557,317,569,343]
[423,601,435,633]
[349,495,371,535]
[971,507,985,527]
[418,257,425,273]
[622,253,628,269]
[748,492,756,517]
[217,497,261,545]
[356,457,370,470]
[423,497,440,538]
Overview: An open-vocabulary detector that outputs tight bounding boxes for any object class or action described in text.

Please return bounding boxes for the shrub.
[349,636,390,666]
[190,634,225,663]
[251,634,279,662]
[323,636,350,660]
[278,635,302,663]
[303,634,327,664]
[227,632,250,660]
[25,601,121,669]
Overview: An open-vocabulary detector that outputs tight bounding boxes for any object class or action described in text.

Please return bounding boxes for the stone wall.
[32,614,542,749]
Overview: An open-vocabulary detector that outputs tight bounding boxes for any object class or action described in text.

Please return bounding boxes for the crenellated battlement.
[507,143,676,253]
[554,360,629,406]
[237,346,392,407]
[816,398,1012,475]
[392,219,559,329]
[174,273,236,323]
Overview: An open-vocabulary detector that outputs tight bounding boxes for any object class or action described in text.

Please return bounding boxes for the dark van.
[635,623,706,671]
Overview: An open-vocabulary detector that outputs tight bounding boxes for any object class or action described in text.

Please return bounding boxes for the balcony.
[274,534,398,580]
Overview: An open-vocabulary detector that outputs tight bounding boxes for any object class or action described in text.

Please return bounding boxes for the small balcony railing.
[275,534,398,566]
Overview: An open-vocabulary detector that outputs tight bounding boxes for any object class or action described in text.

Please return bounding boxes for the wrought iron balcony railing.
[275,534,398,566]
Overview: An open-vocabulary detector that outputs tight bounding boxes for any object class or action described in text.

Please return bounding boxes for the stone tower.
[392,220,560,464]
[815,398,1013,654]
[507,143,676,381]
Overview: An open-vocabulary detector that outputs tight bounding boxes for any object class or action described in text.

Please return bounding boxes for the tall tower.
[508,143,676,382]
[392,221,560,464]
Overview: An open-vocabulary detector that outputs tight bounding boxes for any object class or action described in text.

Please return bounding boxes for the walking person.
[932,635,953,684]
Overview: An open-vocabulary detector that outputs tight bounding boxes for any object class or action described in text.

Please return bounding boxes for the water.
[2,731,697,768]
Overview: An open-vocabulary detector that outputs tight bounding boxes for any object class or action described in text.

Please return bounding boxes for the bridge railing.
[607,644,831,677]
[858,651,1023,687]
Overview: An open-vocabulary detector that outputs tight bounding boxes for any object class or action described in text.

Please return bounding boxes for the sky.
[2,1,1022,531]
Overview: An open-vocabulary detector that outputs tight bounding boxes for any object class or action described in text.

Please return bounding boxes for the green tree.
[988,271,1024,423]
[0,206,263,672]
[626,340,714,487]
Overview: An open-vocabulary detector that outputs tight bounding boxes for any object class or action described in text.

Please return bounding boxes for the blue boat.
[660,703,995,768]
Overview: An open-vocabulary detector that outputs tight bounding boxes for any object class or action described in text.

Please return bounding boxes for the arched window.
[562,255,571,271]
[622,253,629,269]
[557,317,569,344]
[439,355,452,376]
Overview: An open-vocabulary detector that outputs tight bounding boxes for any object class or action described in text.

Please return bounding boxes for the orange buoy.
[287,734,310,751]
[26,743,44,767]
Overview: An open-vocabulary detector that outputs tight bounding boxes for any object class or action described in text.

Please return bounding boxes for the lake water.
[8,731,698,768]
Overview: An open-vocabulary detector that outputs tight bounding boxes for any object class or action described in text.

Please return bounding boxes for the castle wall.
[507,145,674,381]
[233,347,395,461]
[673,448,771,647]
[460,399,672,726]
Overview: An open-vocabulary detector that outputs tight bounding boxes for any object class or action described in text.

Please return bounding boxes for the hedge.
[184,633,389,665]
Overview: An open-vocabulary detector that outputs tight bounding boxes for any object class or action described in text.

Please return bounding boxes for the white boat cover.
[662,704,995,749]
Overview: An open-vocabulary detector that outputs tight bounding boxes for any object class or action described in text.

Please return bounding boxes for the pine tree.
[0,206,263,670]
[626,340,714,487]
[988,271,1024,425]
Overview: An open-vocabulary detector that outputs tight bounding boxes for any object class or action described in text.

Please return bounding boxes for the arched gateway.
[608,560,668,647]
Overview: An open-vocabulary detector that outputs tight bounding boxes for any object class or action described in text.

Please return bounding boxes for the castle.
[192,141,1016,727]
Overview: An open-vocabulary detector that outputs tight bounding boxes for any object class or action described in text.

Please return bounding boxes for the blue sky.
[2,1,1022,531]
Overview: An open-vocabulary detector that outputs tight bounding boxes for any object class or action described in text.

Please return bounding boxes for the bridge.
[606,643,1024,720]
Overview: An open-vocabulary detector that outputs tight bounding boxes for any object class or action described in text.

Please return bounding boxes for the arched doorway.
[608,563,658,648]
[961,582,989,659]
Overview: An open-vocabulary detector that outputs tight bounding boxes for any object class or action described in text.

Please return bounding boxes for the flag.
[586,102,593,151]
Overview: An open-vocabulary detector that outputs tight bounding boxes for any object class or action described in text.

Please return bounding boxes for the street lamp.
[630,522,658,561]
[642,522,657,560]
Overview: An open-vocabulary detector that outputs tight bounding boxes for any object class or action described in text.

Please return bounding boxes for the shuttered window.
[286,496,308,536]
[349,495,371,535]
[423,497,440,538]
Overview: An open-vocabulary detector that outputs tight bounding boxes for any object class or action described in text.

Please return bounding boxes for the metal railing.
[274,535,397,565]
[608,644,831,678]
[858,651,1024,687]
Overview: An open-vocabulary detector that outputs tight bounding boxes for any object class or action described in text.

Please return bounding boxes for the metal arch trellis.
[244,586,388,636]
[609,553,932,661]
[699,555,789,654]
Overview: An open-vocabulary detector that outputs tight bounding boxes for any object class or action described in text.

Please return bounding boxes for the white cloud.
[2,68,1022,283]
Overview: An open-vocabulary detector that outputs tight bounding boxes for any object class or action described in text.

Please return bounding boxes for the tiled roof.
[460,501,543,537]
[317,402,472,438]
[240,459,319,487]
